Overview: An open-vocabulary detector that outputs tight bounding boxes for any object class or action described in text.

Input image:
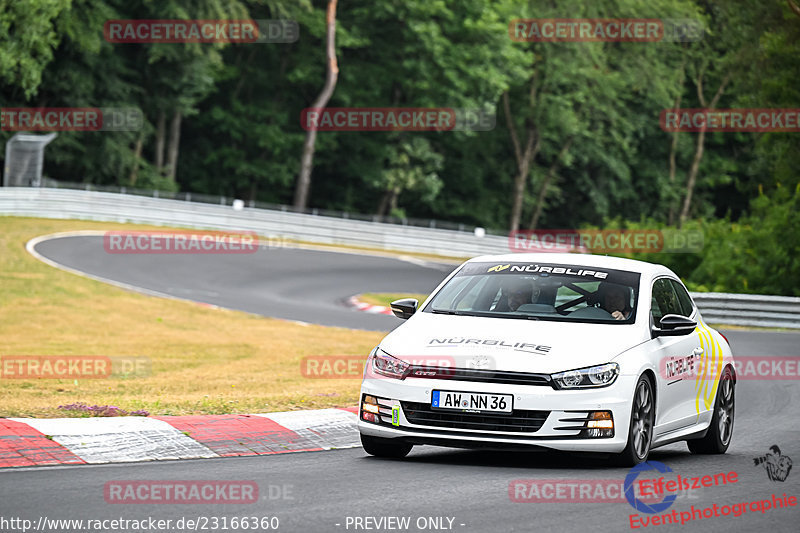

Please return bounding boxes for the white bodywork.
[358,253,734,453]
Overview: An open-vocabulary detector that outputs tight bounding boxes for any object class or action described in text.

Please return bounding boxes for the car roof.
[465,253,676,280]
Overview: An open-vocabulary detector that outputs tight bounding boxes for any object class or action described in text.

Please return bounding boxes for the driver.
[600,283,632,321]
[503,280,534,312]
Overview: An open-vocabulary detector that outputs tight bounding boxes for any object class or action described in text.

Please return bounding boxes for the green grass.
[358,293,429,308]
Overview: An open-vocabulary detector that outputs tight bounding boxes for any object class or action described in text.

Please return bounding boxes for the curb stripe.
[0,419,85,468]
[156,414,318,457]
[256,408,361,450]
[13,417,218,464]
[347,296,394,316]
[1,407,363,468]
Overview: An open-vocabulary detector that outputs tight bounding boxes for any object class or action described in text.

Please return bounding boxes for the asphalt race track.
[2,330,799,533]
[31,234,455,331]
[6,233,800,532]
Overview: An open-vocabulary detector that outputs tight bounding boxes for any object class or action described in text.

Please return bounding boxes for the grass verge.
[0,216,384,417]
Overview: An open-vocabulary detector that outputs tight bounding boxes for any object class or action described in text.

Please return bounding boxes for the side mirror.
[390,298,418,320]
[652,313,697,338]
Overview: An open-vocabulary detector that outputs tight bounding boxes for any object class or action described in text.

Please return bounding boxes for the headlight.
[551,363,619,389]
[371,349,410,379]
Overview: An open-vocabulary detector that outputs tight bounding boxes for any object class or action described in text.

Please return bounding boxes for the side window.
[651,278,682,327]
[669,279,695,317]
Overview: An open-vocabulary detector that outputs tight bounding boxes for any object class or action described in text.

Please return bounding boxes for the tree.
[303,0,529,215]
[732,0,800,195]
[0,0,71,98]
[179,0,314,202]
[505,0,701,231]
[294,0,338,208]
[136,0,250,183]
[374,137,443,218]
[677,66,730,225]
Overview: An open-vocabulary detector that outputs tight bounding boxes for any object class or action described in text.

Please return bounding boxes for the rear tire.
[613,375,655,467]
[360,434,413,458]
[687,366,735,454]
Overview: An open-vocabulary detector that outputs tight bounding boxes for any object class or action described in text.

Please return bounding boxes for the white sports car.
[358,253,735,466]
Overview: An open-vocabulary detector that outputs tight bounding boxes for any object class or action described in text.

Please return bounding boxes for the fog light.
[361,395,380,423]
[588,411,613,429]
[582,411,614,438]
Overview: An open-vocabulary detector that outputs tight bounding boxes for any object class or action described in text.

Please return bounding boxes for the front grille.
[401,401,549,433]
[406,366,553,387]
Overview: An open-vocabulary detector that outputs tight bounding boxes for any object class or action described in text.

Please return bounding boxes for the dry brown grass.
[0,216,385,417]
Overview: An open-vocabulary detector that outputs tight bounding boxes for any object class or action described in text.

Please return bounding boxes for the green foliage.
[0,0,71,98]
[0,0,796,295]
[378,137,444,202]
[587,186,800,296]
[689,186,800,296]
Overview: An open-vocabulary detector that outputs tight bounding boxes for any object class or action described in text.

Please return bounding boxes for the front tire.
[360,434,413,458]
[687,366,735,454]
[614,375,655,467]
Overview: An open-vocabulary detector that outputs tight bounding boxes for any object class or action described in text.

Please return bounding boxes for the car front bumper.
[358,374,638,453]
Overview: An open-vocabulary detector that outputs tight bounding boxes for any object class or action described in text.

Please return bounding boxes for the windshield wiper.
[505,314,540,320]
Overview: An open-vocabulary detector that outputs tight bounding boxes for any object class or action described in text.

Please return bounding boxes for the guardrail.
[690,292,800,330]
[1,187,798,329]
[37,177,487,234]
[0,187,509,257]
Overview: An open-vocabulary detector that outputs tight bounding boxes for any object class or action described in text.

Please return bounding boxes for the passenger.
[600,283,632,320]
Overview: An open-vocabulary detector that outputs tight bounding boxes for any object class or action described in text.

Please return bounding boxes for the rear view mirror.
[390,298,418,320]
[652,314,697,338]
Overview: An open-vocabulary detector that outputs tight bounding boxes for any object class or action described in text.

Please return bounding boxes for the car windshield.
[424,262,640,324]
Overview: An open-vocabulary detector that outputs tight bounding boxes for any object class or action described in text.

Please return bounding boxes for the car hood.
[379,313,647,374]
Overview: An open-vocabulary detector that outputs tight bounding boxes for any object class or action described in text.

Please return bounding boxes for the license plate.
[431,390,513,413]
